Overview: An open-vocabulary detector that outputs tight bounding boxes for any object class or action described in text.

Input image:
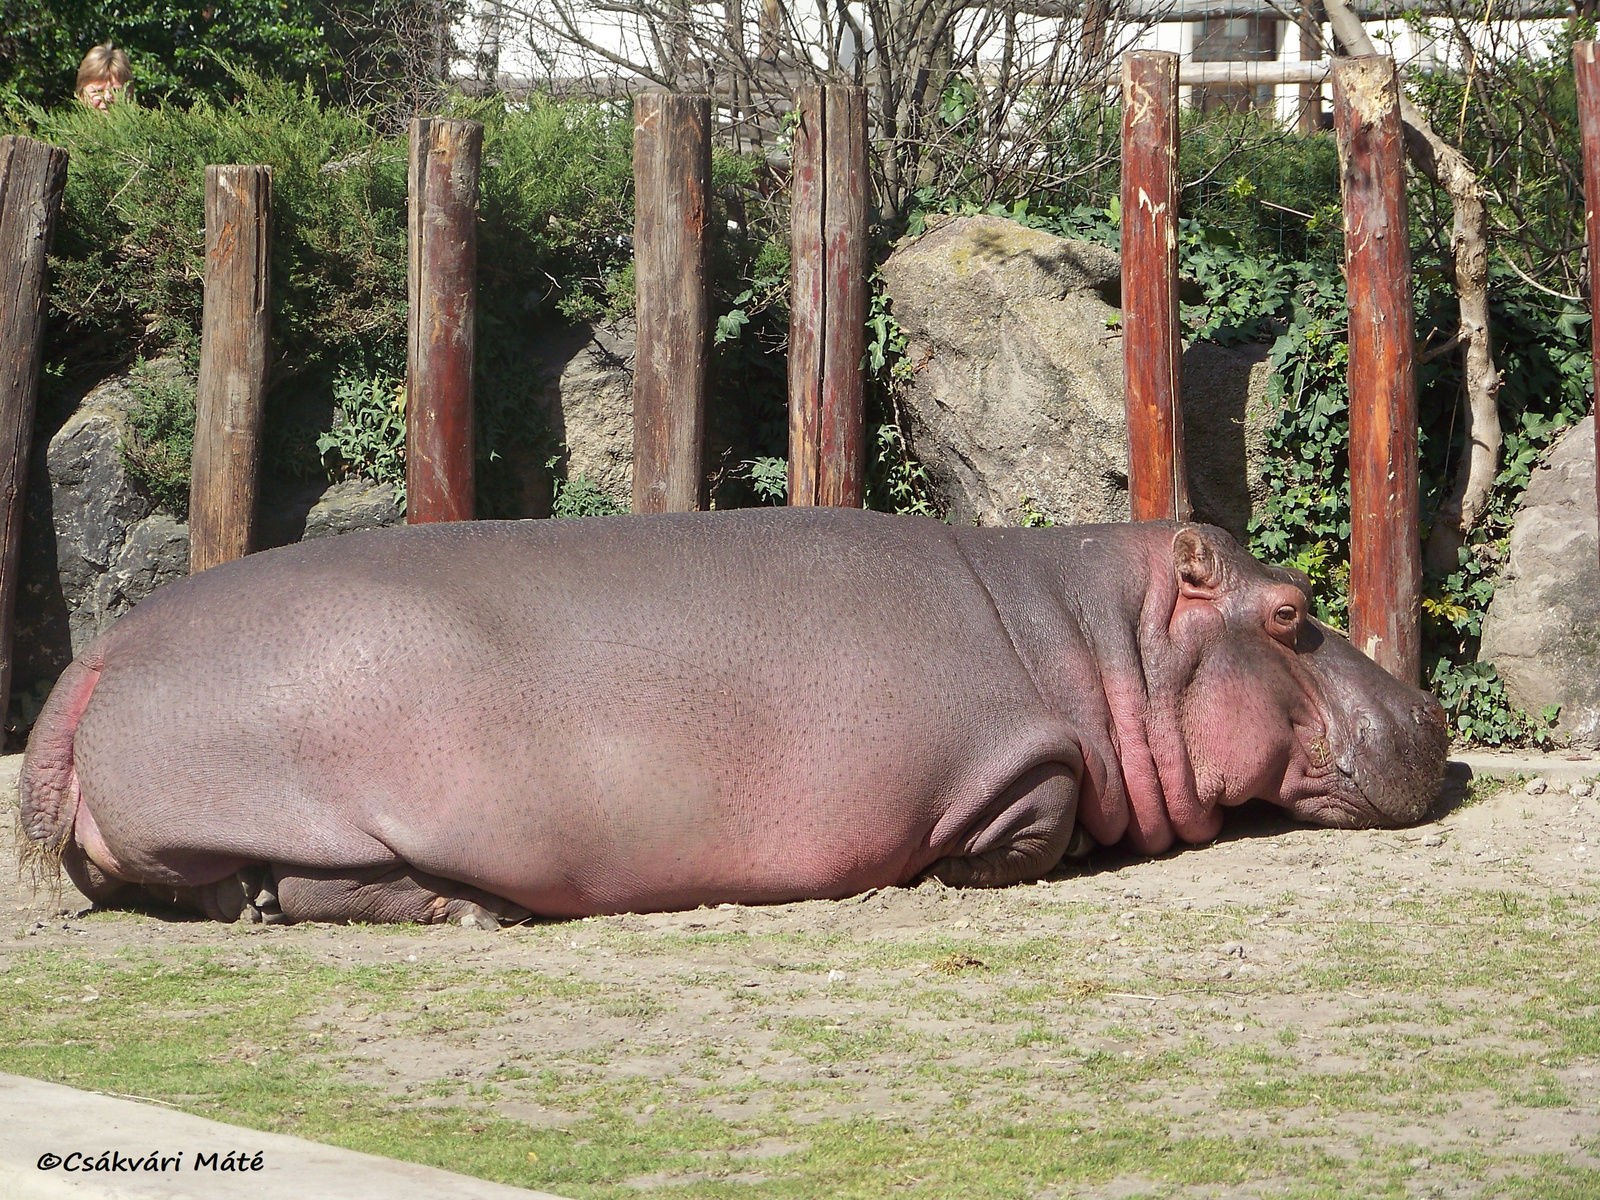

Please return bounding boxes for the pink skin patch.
[1178,580,1342,824]
[72,779,133,883]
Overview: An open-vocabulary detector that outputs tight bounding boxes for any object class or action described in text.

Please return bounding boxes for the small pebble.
[1573,781,1596,799]
[1219,941,1245,958]
[1422,833,1444,848]
[1233,1022,1245,1033]
[827,969,846,983]
[1526,777,1548,795]
[1408,1156,1431,1171]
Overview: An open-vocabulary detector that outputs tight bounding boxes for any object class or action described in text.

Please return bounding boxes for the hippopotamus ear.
[1172,527,1226,599]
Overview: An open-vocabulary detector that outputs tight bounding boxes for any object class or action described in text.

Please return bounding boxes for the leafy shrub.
[12,78,641,514]
[551,475,627,518]
[0,0,337,109]
[317,371,407,510]
[120,357,197,516]
[737,457,788,505]
[19,76,407,380]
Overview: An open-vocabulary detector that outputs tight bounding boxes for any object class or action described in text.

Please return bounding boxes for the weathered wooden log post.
[407,117,482,524]
[788,83,868,509]
[0,135,67,715]
[190,164,272,573]
[1120,50,1190,523]
[1332,56,1420,686]
[632,91,712,513]
[1577,41,1600,579]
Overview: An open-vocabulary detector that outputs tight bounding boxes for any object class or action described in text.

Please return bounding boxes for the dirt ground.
[4,753,1600,1198]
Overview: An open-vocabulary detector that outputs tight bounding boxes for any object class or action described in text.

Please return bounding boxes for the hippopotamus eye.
[1268,603,1302,646]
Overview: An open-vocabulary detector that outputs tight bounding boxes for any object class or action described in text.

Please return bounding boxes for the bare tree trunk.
[1322,0,1501,574]
[1296,2,1324,134]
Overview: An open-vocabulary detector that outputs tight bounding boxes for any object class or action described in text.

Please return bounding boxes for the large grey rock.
[42,373,156,633]
[528,319,635,510]
[36,372,191,660]
[86,513,189,630]
[303,478,401,539]
[881,215,1271,536]
[1480,416,1600,747]
[1182,341,1275,540]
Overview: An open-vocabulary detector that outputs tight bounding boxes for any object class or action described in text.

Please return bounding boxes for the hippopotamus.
[18,509,1447,928]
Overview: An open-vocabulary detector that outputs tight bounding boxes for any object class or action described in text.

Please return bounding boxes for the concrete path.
[0,1074,572,1200]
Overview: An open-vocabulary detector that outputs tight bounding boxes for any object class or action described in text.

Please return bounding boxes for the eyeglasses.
[80,81,126,110]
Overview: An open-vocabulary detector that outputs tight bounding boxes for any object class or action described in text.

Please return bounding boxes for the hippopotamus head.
[1141,524,1448,843]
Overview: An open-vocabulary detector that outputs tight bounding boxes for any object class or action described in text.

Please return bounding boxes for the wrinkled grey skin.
[19,510,1448,927]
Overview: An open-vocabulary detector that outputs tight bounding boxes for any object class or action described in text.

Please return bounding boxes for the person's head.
[76,43,131,112]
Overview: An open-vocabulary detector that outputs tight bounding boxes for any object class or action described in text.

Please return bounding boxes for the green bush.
[0,0,336,109]
[317,371,407,510]
[12,78,640,513]
[551,475,627,518]
[120,357,197,515]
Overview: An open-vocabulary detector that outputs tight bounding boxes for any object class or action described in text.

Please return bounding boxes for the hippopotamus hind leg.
[272,864,533,929]
[927,762,1079,888]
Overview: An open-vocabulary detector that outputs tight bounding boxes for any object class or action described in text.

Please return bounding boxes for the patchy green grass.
[3,844,1597,1198]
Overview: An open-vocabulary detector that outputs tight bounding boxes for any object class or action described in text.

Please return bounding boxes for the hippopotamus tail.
[16,652,104,885]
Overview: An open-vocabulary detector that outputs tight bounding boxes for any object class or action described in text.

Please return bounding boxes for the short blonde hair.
[76,44,131,98]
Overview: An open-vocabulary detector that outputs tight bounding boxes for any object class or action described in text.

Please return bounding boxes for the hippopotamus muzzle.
[1287,620,1449,828]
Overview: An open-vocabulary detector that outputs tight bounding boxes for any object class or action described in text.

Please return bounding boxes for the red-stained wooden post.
[1576,41,1600,580]
[633,91,712,513]
[788,83,868,508]
[1332,56,1420,686]
[190,164,272,573]
[407,117,482,524]
[1120,50,1190,522]
[0,135,67,715]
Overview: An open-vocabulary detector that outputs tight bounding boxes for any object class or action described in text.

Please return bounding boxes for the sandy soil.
[5,752,1600,1197]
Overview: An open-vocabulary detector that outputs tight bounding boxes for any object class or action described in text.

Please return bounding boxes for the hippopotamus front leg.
[271,864,533,929]
[926,763,1080,888]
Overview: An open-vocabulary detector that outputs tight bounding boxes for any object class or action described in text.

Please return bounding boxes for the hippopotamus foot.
[271,864,533,929]
[926,763,1080,888]
[136,869,260,923]
[59,837,126,904]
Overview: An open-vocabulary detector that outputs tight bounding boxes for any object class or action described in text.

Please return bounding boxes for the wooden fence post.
[1576,41,1600,580]
[0,135,67,716]
[788,83,868,509]
[632,91,712,514]
[1120,50,1190,523]
[1332,56,1420,686]
[190,165,272,573]
[407,117,482,524]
